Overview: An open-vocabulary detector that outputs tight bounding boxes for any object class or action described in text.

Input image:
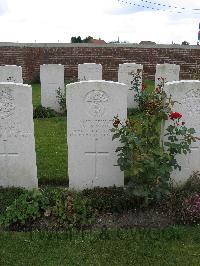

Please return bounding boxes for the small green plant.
[33,105,57,118]
[111,75,196,204]
[0,187,25,213]
[56,87,66,114]
[0,190,49,227]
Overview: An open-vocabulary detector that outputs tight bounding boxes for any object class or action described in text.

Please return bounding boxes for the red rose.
[169,112,182,120]
[113,118,120,128]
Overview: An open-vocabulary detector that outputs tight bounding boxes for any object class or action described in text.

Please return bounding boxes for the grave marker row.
[0,79,199,190]
[40,63,180,111]
[0,63,190,191]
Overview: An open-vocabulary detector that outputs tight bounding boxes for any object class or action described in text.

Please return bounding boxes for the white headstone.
[0,83,37,189]
[118,63,143,108]
[78,63,102,81]
[0,65,23,83]
[67,80,127,190]
[40,64,64,112]
[163,80,200,185]
[155,63,180,88]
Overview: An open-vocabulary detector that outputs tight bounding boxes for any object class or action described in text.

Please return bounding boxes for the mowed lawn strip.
[34,117,67,185]
[0,227,200,266]
[32,83,41,107]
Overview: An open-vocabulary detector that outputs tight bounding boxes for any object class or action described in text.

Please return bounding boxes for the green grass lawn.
[1,226,200,265]
[34,117,67,185]
[144,79,155,90]
[32,83,41,107]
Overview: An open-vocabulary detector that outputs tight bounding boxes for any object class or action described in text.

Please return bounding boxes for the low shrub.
[43,188,95,227]
[33,105,58,118]
[0,189,49,227]
[0,188,95,230]
[112,75,196,205]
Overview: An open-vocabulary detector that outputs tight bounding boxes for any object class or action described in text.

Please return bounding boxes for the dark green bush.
[33,105,57,119]
[127,108,140,117]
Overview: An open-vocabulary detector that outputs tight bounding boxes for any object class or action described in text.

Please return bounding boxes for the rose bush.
[111,75,197,204]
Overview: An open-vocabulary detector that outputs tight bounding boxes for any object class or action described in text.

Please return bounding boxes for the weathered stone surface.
[155,63,180,88]
[118,63,143,108]
[163,80,200,185]
[40,64,64,112]
[0,65,23,83]
[78,63,102,81]
[67,80,127,190]
[0,83,37,188]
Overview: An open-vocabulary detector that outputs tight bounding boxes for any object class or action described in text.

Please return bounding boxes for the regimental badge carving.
[0,88,15,119]
[182,89,200,115]
[7,76,16,82]
[84,90,109,117]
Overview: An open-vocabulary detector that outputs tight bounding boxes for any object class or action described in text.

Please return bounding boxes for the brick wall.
[0,43,200,83]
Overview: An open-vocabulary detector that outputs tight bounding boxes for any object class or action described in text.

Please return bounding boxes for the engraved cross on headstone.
[85,138,109,180]
[0,139,18,178]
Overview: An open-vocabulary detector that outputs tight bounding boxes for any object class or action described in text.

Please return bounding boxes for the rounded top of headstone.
[156,63,180,68]
[41,64,63,66]
[166,80,200,86]
[82,63,99,65]
[78,63,102,67]
[157,63,178,66]
[118,63,143,69]
[40,64,64,71]
[0,82,30,87]
[67,80,127,86]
